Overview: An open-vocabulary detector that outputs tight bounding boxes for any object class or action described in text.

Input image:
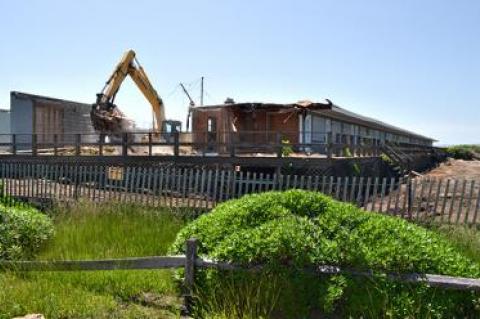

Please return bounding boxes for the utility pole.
[200,76,204,106]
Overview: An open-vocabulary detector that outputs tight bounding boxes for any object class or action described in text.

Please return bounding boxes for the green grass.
[0,202,187,319]
[433,224,480,264]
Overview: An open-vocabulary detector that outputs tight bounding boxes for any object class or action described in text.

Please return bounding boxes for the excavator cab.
[161,120,182,143]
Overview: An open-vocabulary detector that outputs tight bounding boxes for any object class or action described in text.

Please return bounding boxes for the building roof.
[193,99,436,142]
[11,91,90,107]
[316,105,436,142]
[192,100,333,111]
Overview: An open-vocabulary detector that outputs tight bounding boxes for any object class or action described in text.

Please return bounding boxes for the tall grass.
[0,202,187,319]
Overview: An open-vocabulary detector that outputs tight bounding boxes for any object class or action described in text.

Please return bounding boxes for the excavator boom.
[91,50,166,135]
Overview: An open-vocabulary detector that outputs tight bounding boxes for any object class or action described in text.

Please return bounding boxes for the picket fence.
[1,162,479,225]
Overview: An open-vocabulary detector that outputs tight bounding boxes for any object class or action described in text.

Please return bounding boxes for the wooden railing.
[1,163,478,225]
[2,238,480,317]
[0,132,436,159]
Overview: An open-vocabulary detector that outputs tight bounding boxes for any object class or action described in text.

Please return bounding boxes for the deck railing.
[0,131,436,158]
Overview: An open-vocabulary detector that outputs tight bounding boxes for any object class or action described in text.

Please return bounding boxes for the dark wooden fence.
[1,162,479,225]
[2,238,480,317]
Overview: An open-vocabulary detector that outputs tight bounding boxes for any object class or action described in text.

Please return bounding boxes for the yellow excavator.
[91,50,181,137]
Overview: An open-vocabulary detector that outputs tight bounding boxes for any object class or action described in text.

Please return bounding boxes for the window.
[207,117,217,132]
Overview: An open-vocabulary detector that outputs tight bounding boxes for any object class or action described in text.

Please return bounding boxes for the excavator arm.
[91,50,165,134]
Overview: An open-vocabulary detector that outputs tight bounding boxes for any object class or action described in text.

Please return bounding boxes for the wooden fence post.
[99,133,105,156]
[182,238,198,316]
[174,132,180,157]
[32,134,38,156]
[11,134,16,155]
[122,133,129,157]
[75,134,81,156]
[53,134,58,156]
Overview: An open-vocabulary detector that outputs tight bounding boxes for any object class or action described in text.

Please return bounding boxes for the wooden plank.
[379,177,387,213]
[440,179,451,224]
[321,176,327,194]
[342,176,349,202]
[472,187,480,226]
[293,175,298,189]
[251,172,257,193]
[165,167,172,208]
[0,256,186,272]
[349,176,357,203]
[199,169,206,209]
[230,170,237,199]
[456,179,468,225]
[415,178,426,222]
[307,175,312,191]
[464,180,475,224]
[432,179,443,220]
[448,179,459,224]
[423,177,435,222]
[152,167,160,207]
[146,167,153,206]
[158,168,165,207]
[285,174,291,190]
[225,170,232,201]
[335,176,341,200]
[356,177,364,207]
[409,178,418,220]
[206,169,213,209]
[385,177,395,213]
[193,169,200,208]
[213,169,219,205]
[314,175,320,192]
[328,176,334,196]
[299,175,305,190]
[185,168,193,208]
[363,177,372,210]
[236,171,244,198]
[402,177,411,219]
[91,164,98,202]
[370,177,379,211]
[218,170,225,202]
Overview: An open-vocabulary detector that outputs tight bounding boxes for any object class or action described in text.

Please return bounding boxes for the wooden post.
[229,132,236,157]
[53,134,58,156]
[174,132,180,157]
[148,132,153,156]
[99,133,105,156]
[407,178,413,217]
[182,238,198,317]
[32,134,38,156]
[75,134,81,156]
[11,134,16,155]
[122,133,128,157]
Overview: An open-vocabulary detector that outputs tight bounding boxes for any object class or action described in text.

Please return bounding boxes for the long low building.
[10,91,96,145]
[190,99,435,151]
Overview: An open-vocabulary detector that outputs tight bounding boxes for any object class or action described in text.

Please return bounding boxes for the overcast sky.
[0,0,479,145]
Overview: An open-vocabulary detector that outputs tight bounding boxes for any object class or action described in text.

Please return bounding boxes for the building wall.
[10,92,97,148]
[0,110,11,145]
[10,93,34,144]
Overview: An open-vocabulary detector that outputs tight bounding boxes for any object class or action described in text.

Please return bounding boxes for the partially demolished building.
[190,99,435,152]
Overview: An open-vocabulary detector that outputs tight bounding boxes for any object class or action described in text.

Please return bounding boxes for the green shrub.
[171,190,480,318]
[446,145,480,160]
[0,204,54,260]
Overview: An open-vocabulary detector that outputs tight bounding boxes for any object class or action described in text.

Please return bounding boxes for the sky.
[0,0,479,145]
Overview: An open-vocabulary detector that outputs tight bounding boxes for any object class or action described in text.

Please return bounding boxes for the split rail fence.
[2,238,480,317]
[1,162,479,225]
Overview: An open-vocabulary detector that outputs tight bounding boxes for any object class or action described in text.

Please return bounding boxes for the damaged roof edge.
[11,91,91,107]
[191,99,333,111]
